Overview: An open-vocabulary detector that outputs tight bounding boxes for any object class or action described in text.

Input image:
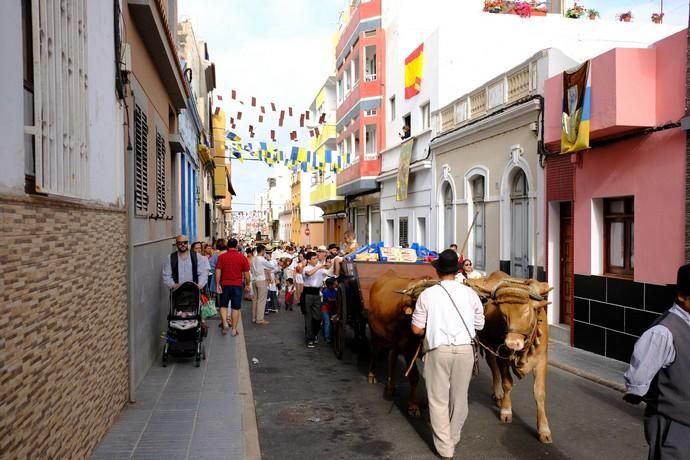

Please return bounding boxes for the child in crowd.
[321,278,338,344]
[284,278,295,311]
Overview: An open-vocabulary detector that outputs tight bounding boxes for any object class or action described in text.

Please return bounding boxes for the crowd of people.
[163,231,359,347]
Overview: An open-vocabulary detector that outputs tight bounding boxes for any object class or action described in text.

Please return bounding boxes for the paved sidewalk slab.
[548,340,628,392]
[93,318,248,460]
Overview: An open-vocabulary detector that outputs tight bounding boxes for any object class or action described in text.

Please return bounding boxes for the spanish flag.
[404,43,424,99]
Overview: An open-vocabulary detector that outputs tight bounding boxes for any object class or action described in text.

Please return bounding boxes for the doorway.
[443,183,454,249]
[559,201,574,325]
[510,170,529,278]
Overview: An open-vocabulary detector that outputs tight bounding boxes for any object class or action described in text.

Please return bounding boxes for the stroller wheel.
[195,355,201,367]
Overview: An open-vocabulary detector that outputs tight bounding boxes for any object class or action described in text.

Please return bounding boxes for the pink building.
[543,30,687,361]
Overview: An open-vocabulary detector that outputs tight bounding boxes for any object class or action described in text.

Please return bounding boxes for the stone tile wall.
[0,194,129,458]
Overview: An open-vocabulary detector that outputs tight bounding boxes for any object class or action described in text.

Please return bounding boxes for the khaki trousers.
[251,280,268,322]
[423,344,474,458]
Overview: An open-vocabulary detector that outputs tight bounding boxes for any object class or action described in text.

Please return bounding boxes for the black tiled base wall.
[573,275,674,362]
[498,261,545,281]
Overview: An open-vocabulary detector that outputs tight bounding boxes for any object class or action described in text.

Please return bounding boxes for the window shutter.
[134,105,149,213]
[399,217,409,247]
[155,131,167,217]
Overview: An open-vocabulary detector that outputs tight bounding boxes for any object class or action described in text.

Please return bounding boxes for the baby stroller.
[162,281,206,367]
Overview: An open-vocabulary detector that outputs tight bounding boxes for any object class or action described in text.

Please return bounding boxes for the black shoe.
[314,335,319,344]
[307,341,315,348]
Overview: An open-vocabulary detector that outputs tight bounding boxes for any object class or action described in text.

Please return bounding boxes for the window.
[155,131,167,217]
[364,109,377,117]
[344,68,351,94]
[389,96,396,121]
[399,217,409,247]
[364,125,377,159]
[420,103,430,130]
[401,114,411,140]
[471,177,486,270]
[23,0,89,196]
[352,54,360,86]
[352,130,360,163]
[134,105,149,214]
[604,197,634,276]
[365,45,377,81]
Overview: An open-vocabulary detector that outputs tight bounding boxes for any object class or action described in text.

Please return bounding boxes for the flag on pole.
[237,112,242,120]
[251,96,256,107]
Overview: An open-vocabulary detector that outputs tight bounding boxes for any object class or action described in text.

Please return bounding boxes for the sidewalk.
[548,339,628,392]
[92,317,260,460]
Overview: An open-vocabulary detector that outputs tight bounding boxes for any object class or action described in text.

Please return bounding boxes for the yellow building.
[212,109,235,238]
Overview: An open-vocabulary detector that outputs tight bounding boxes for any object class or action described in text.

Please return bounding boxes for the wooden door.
[559,201,574,325]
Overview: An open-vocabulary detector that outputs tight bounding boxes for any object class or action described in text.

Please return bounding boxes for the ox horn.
[490,280,508,299]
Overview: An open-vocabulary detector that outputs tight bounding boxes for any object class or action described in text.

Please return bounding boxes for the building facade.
[543,30,688,361]
[0,1,127,456]
[334,0,386,245]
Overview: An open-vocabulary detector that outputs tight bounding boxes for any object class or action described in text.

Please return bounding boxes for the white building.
[379,0,683,251]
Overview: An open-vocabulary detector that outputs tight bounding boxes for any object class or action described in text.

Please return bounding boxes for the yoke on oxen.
[465,271,554,444]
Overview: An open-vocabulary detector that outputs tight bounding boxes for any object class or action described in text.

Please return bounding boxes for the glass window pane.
[609,222,624,267]
[630,222,634,268]
[608,199,625,214]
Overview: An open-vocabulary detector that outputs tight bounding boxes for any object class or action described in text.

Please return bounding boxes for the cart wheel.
[333,287,347,360]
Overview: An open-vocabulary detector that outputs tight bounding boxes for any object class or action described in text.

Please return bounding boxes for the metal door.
[510,171,529,278]
[356,207,368,245]
[370,205,381,243]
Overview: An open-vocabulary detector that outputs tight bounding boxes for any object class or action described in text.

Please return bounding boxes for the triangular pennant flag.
[251,97,256,107]
[271,102,276,111]
[231,89,236,99]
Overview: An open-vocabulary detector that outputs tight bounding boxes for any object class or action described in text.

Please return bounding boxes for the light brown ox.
[465,271,553,443]
[367,271,436,416]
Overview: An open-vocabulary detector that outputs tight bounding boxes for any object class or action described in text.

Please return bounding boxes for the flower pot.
[652,18,662,24]
[622,16,631,22]
[588,15,597,20]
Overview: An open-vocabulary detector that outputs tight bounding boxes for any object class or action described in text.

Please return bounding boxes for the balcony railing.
[365,73,377,82]
[437,55,540,134]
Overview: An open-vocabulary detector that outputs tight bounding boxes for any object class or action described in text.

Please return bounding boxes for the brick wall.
[0,194,128,458]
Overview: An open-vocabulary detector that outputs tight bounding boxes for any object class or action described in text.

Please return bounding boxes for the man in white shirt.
[250,244,273,325]
[411,249,485,460]
[302,251,331,348]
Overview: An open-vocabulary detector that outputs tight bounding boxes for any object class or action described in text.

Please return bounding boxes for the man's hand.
[622,393,643,405]
[216,285,223,295]
[171,283,179,290]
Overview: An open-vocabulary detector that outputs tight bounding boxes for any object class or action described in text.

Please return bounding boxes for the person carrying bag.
[411,249,485,460]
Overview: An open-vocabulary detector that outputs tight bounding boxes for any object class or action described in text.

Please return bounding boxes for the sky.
[178,0,689,211]
[178,0,343,211]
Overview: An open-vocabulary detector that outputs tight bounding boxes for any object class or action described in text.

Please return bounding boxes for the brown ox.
[465,271,553,444]
[367,271,436,416]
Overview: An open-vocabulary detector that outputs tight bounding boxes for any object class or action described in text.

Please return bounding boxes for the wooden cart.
[332,258,437,359]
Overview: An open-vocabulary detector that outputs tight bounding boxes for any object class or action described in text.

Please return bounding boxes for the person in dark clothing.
[624,263,690,459]
[162,235,207,291]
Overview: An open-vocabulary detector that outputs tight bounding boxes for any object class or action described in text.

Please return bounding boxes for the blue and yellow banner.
[561,60,591,154]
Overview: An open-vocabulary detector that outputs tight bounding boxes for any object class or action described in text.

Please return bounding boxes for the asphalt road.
[244,308,648,460]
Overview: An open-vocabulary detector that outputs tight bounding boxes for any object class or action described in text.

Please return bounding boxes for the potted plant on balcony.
[483,0,504,13]
[651,12,664,23]
[513,1,532,17]
[618,10,633,22]
[565,2,585,18]
[586,8,599,19]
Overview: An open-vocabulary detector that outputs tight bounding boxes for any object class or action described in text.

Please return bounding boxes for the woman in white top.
[462,259,484,279]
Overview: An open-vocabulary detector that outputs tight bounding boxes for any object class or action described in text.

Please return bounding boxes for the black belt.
[303,287,321,294]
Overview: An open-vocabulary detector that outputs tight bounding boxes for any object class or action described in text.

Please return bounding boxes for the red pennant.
[271,102,276,111]
[299,114,305,127]
[249,124,254,132]
[258,115,263,122]
[290,131,296,141]
[319,113,326,124]
[217,94,223,101]
[230,117,234,124]
[251,97,256,107]
[250,132,255,138]
[231,90,236,99]
[288,107,293,116]
[261,106,265,114]
[305,111,310,120]
[237,112,242,120]
[270,130,276,141]
[315,127,320,137]
[309,129,314,138]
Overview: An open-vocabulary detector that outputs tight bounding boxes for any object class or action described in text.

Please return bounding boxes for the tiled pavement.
[92,317,249,460]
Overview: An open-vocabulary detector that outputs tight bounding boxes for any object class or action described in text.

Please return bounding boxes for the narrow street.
[244,309,647,460]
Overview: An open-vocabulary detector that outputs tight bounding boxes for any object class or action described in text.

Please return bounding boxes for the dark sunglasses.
[176,241,189,245]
